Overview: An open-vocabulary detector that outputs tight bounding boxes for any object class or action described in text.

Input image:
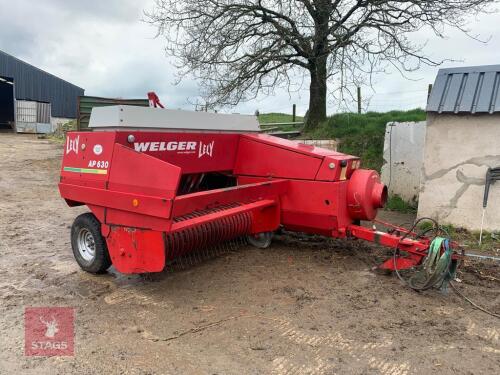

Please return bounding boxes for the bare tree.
[146,0,494,130]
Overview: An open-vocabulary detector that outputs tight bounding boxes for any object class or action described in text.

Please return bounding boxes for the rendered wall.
[418,113,500,231]
[381,121,427,203]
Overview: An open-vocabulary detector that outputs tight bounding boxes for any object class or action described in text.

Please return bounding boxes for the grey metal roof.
[427,64,500,114]
[0,50,84,118]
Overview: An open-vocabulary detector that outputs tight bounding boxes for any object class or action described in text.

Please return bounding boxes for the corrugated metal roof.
[427,64,500,114]
[0,50,84,118]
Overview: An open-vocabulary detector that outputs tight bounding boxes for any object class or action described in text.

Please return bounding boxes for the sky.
[1,0,499,116]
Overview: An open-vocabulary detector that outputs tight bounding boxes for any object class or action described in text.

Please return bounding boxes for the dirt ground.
[0,133,498,375]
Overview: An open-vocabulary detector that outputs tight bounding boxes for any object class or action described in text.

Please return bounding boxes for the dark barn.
[0,50,84,130]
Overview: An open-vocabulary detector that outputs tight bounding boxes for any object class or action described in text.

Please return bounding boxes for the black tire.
[247,232,273,249]
[70,213,111,274]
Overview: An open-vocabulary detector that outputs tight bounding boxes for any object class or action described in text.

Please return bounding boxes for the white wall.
[381,121,427,203]
[418,113,500,231]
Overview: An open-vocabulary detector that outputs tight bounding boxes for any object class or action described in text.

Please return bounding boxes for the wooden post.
[292,104,296,122]
[357,87,361,114]
[427,84,433,102]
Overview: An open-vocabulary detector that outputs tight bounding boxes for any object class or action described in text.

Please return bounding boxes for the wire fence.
[337,86,431,113]
[365,89,429,111]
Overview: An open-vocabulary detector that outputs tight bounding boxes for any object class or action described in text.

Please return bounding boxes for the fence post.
[357,87,361,114]
[292,104,296,122]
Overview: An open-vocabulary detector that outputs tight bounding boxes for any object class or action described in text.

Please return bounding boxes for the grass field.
[306,109,426,171]
[259,109,426,171]
[258,112,304,124]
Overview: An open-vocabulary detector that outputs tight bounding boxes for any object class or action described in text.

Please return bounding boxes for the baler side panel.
[241,133,344,157]
[114,132,240,174]
[60,139,180,221]
[238,176,352,236]
[171,180,287,217]
[234,137,323,179]
[59,132,117,198]
[104,210,173,232]
[60,132,185,232]
[171,199,278,233]
[315,157,360,182]
[235,134,359,182]
[59,184,173,220]
[101,144,185,231]
[106,227,165,273]
[250,200,281,234]
[107,143,181,198]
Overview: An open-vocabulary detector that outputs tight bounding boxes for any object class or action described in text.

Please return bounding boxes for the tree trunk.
[304,56,327,132]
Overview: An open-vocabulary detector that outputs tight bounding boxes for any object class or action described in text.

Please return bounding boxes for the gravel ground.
[0,133,498,374]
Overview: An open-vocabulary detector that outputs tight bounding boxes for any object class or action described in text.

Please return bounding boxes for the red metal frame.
[147,91,164,108]
[347,224,430,270]
[59,129,438,274]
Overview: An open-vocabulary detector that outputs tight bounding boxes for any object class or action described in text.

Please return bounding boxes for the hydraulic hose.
[393,217,454,291]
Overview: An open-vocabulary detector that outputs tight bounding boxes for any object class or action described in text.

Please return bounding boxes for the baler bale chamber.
[58,105,455,280]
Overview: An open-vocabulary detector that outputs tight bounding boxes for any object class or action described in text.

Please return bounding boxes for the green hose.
[407,237,455,291]
[393,223,499,318]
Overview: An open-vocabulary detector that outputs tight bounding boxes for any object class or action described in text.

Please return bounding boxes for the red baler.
[59,106,440,275]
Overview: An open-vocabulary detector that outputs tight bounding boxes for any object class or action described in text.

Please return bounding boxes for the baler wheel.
[70,213,111,274]
[247,232,273,249]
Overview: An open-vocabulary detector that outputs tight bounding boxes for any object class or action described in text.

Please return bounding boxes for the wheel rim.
[77,228,96,262]
[247,232,273,249]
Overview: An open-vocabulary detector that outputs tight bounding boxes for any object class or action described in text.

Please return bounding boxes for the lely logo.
[198,141,214,158]
[66,135,79,155]
[25,307,74,356]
